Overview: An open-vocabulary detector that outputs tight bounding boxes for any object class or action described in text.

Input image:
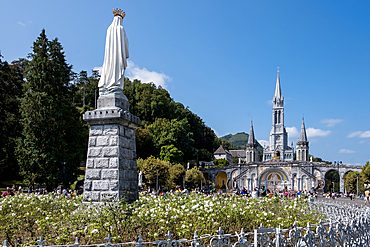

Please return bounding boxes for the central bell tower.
[263,69,293,161]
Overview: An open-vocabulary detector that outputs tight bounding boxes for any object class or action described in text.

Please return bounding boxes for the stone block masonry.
[83,94,141,202]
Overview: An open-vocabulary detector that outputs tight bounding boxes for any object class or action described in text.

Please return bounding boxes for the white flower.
[182,224,186,228]
[91,229,98,234]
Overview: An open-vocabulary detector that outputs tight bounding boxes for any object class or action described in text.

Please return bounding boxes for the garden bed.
[0,193,324,246]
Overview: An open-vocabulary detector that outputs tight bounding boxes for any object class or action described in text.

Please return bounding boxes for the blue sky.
[1,1,370,166]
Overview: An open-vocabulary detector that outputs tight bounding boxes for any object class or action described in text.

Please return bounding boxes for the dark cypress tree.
[0,56,24,182]
[16,30,86,190]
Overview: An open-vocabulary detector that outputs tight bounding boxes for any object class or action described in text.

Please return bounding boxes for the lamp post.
[281,180,289,190]
[333,161,342,193]
[332,181,335,193]
[61,162,67,190]
[356,173,359,198]
[156,170,158,192]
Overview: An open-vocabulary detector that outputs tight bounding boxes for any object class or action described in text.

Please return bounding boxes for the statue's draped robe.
[98,16,129,90]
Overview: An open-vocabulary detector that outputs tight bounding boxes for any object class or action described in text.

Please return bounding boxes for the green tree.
[16,30,86,190]
[197,148,213,162]
[137,156,170,189]
[231,156,239,164]
[135,127,156,159]
[344,171,362,194]
[147,118,194,160]
[0,56,24,181]
[77,70,88,106]
[87,70,100,108]
[123,78,220,161]
[213,159,230,167]
[185,167,204,189]
[168,163,185,189]
[258,151,263,162]
[160,145,184,164]
[72,69,100,108]
[325,170,339,192]
[361,161,370,185]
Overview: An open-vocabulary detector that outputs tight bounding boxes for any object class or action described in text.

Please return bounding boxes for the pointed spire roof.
[247,121,255,144]
[273,69,283,104]
[298,117,308,142]
[247,120,257,148]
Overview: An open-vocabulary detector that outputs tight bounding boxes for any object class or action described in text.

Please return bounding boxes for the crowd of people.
[140,185,318,201]
[1,184,80,198]
[234,186,317,199]
[2,183,369,205]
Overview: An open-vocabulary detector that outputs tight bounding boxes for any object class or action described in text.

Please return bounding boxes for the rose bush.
[0,193,324,246]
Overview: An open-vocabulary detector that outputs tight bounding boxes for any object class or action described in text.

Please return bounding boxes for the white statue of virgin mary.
[98,8,129,95]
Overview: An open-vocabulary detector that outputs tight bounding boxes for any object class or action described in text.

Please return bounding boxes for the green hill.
[221,132,249,147]
[221,132,263,153]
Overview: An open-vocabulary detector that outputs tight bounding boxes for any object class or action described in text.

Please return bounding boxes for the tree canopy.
[15,30,86,189]
[0,56,24,182]
[123,78,221,163]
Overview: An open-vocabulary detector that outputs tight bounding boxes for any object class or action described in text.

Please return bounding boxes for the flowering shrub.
[0,193,324,246]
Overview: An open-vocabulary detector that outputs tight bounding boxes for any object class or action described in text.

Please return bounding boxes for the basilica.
[202,71,360,193]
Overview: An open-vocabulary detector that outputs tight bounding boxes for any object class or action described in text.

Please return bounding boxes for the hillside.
[221,132,263,153]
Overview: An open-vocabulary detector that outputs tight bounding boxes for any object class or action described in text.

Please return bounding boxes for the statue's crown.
[112,8,125,18]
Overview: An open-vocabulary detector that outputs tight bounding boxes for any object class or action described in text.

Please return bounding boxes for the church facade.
[202,71,361,193]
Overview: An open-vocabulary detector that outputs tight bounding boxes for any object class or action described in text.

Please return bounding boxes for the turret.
[246,121,259,163]
[296,117,309,161]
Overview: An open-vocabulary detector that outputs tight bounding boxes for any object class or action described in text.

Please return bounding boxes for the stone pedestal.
[82,92,141,202]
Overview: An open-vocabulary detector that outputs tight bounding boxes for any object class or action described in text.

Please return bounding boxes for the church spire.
[298,117,308,142]
[246,120,259,163]
[247,120,256,146]
[273,68,283,106]
[296,117,309,162]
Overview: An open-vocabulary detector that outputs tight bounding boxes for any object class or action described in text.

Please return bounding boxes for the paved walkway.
[316,195,370,207]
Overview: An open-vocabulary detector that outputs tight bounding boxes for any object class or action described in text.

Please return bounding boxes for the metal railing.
[3,201,370,247]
